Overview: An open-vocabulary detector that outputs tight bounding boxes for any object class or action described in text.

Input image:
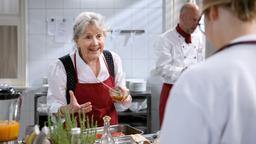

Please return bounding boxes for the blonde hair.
[203,0,256,21]
[73,12,106,41]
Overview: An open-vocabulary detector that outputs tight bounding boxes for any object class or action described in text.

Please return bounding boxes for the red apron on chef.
[73,53,118,127]
[159,83,173,127]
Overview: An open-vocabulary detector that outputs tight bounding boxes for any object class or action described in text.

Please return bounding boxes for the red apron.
[159,83,173,127]
[73,53,118,127]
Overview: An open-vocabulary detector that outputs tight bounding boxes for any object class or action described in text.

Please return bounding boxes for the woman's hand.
[59,90,92,114]
[117,86,130,102]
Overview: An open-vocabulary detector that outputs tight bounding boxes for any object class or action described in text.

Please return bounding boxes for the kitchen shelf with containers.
[117,90,152,134]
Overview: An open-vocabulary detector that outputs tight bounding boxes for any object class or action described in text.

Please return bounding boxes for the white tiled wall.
[27,0,163,87]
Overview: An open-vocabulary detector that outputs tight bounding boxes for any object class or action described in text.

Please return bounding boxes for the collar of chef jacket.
[176,24,192,44]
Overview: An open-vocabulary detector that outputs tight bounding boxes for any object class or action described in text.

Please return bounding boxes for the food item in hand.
[111,95,125,101]
[109,88,129,101]
[96,132,125,139]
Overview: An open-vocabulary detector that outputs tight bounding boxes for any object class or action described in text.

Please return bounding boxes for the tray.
[96,124,144,135]
[95,135,136,144]
[94,124,143,144]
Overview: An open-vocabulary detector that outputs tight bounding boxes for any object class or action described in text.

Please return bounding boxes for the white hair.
[73,12,106,41]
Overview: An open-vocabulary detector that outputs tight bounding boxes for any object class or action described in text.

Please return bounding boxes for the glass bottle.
[71,127,81,144]
[100,116,115,144]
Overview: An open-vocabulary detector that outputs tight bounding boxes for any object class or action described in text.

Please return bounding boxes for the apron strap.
[103,50,115,79]
[59,54,77,104]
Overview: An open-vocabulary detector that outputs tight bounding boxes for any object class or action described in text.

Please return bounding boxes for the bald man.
[155,2,205,127]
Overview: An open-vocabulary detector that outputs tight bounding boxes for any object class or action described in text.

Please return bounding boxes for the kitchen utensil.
[0,84,22,142]
[95,78,120,94]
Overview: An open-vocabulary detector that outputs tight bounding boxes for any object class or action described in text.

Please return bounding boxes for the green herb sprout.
[47,109,97,144]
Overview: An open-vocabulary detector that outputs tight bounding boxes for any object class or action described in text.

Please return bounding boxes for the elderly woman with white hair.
[47,12,131,126]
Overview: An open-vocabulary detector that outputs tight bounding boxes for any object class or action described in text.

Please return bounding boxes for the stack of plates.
[126,79,146,92]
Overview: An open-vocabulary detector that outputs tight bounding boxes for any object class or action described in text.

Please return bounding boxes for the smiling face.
[75,24,105,62]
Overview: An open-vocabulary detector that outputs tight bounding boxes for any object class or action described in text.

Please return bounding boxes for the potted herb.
[47,110,97,144]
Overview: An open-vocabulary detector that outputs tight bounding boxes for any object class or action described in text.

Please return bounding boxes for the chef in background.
[155,2,205,127]
[160,0,256,143]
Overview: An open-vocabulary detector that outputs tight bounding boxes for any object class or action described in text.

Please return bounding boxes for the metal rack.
[107,29,145,34]
[118,90,152,134]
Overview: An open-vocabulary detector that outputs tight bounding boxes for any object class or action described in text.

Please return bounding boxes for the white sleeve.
[111,51,126,88]
[160,70,209,144]
[197,35,205,62]
[111,51,132,109]
[155,36,184,83]
[47,60,67,114]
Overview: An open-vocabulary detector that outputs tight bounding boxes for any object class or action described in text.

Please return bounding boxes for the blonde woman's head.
[202,0,256,21]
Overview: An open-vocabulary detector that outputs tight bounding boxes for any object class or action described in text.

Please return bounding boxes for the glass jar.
[71,127,81,144]
[100,116,115,144]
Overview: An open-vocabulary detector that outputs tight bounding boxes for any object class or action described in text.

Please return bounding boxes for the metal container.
[95,136,136,144]
[94,124,143,144]
[96,124,143,135]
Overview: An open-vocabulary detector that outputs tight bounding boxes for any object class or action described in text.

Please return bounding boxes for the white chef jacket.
[155,28,204,84]
[160,34,256,144]
[47,50,131,114]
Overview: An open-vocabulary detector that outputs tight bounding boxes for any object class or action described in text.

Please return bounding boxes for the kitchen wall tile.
[114,34,132,60]
[63,9,81,20]
[131,60,149,79]
[114,0,137,9]
[28,0,46,9]
[113,9,132,29]
[147,8,163,34]
[132,35,148,59]
[46,0,63,9]
[148,0,162,8]
[130,0,149,9]
[147,35,159,60]
[46,9,64,19]
[28,10,46,34]
[63,0,81,9]
[28,60,48,87]
[97,0,114,9]
[122,59,133,78]
[46,36,67,60]
[131,8,148,29]
[81,0,99,9]
[29,35,46,61]
[63,41,74,55]
[148,59,156,72]
[104,36,115,51]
